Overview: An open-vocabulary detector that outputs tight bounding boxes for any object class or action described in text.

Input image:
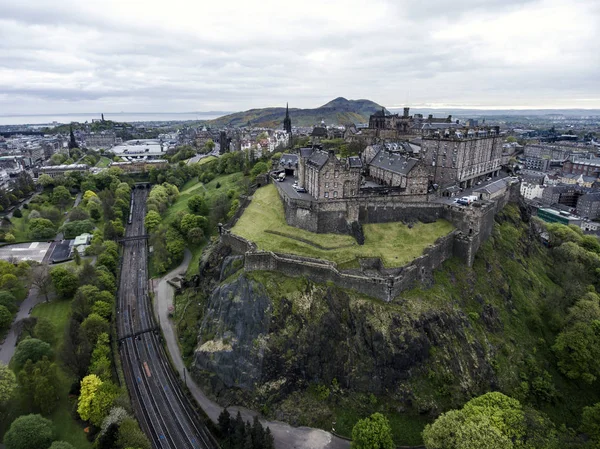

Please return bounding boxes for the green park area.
[231,184,454,268]
[95,156,112,168]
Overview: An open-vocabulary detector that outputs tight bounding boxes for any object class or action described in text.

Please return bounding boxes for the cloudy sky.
[1,0,599,114]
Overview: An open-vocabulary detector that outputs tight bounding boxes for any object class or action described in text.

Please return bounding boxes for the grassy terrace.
[231,184,454,268]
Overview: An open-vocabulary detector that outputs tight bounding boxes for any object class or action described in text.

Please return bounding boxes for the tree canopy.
[3,414,54,449]
[351,412,394,449]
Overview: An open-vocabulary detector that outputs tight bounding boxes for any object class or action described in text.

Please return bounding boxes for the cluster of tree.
[422,392,558,449]
[217,409,275,449]
[0,172,35,216]
[351,413,394,449]
[0,260,30,332]
[163,144,197,163]
[2,413,77,449]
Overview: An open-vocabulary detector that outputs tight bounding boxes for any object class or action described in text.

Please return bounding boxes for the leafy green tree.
[250,161,268,179]
[33,317,56,345]
[90,333,111,380]
[3,414,54,449]
[77,374,102,421]
[13,338,52,369]
[0,291,17,313]
[351,412,394,449]
[218,408,231,436]
[50,266,78,298]
[4,232,15,242]
[28,218,56,240]
[144,210,161,232]
[51,185,71,211]
[0,304,12,330]
[422,392,556,449]
[91,301,112,320]
[89,380,120,426]
[97,252,117,274]
[553,295,600,383]
[581,402,600,442]
[12,208,22,218]
[117,417,152,449]
[0,361,17,403]
[187,227,204,244]
[187,194,209,215]
[37,174,54,188]
[18,356,59,415]
[80,313,109,348]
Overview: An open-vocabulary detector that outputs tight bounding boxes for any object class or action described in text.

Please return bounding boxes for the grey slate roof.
[311,127,327,137]
[279,154,298,167]
[369,149,417,175]
[299,147,314,158]
[306,150,330,169]
[474,179,508,195]
[348,156,362,168]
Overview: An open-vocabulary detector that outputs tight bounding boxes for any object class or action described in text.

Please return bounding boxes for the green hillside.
[207,97,388,128]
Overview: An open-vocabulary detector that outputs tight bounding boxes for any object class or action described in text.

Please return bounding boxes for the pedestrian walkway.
[153,250,349,449]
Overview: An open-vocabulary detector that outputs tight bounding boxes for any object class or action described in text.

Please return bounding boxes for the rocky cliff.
[190,204,598,443]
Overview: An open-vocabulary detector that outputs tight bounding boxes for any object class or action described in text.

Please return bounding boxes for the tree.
[29,263,53,302]
[13,338,52,369]
[351,413,394,449]
[3,414,54,449]
[250,161,268,179]
[422,392,556,449]
[72,247,81,266]
[80,313,110,348]
[117,417,152,449]
[34,317,56,345]
[218,408,231,436]
[188,194,209,215]
[144,210,161,232]
[553,295,600,383]
[37,174,54,188]
[77,374,102,421]
[264,427,275,449]
[50,266,78,298]
[88,381,121,426]
[12,208,22,218]
[51,186,71,211]
[4,232,15,242]
[18,356,59,415]
[0,304,12,330]
[0,361,17,403]
[581,402,600,442]
[28,218,56,240]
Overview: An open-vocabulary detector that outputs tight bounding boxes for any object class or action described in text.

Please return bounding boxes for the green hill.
[207,97,388,128]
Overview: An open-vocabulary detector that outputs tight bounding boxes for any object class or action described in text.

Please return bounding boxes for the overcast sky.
[1,0,599,114]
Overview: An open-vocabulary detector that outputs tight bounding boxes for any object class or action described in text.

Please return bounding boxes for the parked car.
[296,187,307,193]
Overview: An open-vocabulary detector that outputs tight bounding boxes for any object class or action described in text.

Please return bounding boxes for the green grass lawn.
[231,184,454,268]
[95,156,112,168]
[31,300,93,449]
[164,172,244,224]
[197,155,217,165]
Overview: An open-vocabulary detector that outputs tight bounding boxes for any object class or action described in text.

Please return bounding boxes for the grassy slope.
[31,300,93,449]
[95,156,112,168]
[231,184,454,267]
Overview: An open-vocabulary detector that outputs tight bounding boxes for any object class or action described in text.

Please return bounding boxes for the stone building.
[421,126,503,188]
[365,107,453,141]
[577,193,600,219]
[366,149,429,194]
[563,157,600,178]
[298,149,362,199]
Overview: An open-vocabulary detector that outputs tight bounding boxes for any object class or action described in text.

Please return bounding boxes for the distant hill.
[207,97,388,128]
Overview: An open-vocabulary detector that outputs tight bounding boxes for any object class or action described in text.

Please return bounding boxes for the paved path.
[0,286,44,364]
[153,250,350,449]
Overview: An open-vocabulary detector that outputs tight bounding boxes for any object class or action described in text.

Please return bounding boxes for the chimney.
[428,114,433,120]
[403,107,410,118]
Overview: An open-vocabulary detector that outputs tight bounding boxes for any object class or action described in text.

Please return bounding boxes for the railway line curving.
[117,188,218,449]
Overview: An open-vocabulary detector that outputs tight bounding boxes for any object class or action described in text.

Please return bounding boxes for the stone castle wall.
[241,230,458,302]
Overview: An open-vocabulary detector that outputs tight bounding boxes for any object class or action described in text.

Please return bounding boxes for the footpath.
[153,249,350,449]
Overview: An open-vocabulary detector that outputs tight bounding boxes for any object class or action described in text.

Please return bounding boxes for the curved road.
[154,250,351,449]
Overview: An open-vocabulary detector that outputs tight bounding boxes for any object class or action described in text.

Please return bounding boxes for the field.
[231,184,454,268]
[95,156,112,168]
[31,300,93,449]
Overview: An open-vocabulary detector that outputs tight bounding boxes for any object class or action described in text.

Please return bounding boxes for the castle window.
[334,182,338,188]
[325,172,330,179]
[351,190,355,195]
[324,192,329,198]
[334,171,339,178]
[325,182,329,188]
[333,191,338,198]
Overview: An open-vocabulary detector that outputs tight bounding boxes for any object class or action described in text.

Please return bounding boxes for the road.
[117,188,218,449]
[0,285,46,364]
[154,252,351,449]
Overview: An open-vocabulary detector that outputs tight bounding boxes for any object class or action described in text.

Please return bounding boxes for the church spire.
[283,102,292,134]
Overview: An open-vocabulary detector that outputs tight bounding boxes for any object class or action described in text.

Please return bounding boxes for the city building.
[420,126,503,188]
[576,193,600,219]
[297,149,362,199]
[38,164,89,178]
[537,207,582,226]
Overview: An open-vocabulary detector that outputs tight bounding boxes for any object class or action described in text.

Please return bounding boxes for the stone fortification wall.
[221,232,255,255]
[242,230,457,302]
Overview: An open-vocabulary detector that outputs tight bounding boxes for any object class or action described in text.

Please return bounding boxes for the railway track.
[116,188,218,449]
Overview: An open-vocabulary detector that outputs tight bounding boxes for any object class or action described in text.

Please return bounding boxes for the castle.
[273,107,516,269]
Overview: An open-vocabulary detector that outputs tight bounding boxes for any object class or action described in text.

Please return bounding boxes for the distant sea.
[0,112,229,126]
